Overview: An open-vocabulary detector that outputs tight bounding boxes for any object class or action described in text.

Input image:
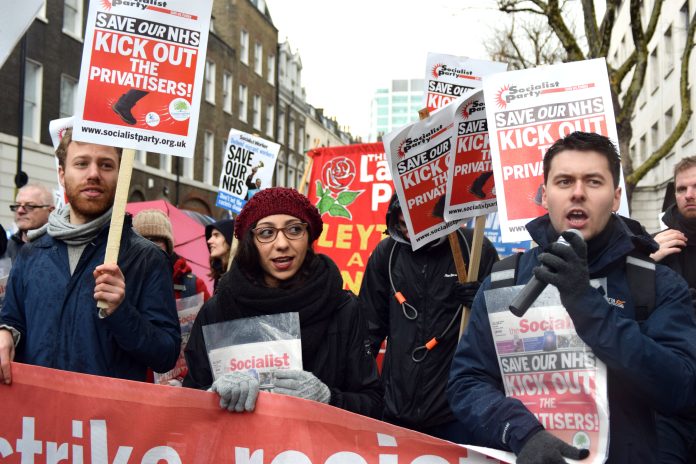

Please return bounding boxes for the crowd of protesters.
[1,131,696,464]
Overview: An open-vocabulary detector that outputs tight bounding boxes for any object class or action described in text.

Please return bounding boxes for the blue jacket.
[447,215,696,463]
[0,216,181,381]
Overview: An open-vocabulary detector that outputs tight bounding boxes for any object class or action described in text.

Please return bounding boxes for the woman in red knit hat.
[183,187,382,418]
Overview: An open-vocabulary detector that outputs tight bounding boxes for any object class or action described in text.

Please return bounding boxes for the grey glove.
[273,369,331,404]
[453,281,481,308]
[210,371,260,412]
[517,430,589,464]
[534,231,590,310]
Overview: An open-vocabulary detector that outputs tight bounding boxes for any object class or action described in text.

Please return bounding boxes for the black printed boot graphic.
[469,171,493,199]
[112,89,148,125]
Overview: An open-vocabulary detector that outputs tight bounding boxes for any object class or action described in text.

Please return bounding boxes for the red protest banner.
[0,363,514,463]
[307,144,393,294]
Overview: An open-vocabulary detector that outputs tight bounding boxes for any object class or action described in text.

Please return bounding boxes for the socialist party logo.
[314,157,363,220]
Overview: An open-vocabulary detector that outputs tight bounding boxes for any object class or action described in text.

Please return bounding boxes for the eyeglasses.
[252,222,308,243]
[9,204,52,212]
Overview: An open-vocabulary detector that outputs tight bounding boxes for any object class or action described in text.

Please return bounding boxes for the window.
[664,26,674,74]
[279,54,286,79]
[59,74,77,119]
[276,158,286,187]
[651,122,659,152]
[238,84,248,122]
[203,131,214,184]
[267,55,275,85]
[392,80,408,92]
[639,134,647,161]
[160,154,172,173]
[135,150,147,164]
[265,104,274,138]
[681,2,690,33]
[63,0,83,38]
[240,30,249,65]
[287,166,296,189]
[252,95,261,130]
[222,71,232,113]
[288,117,295,151]
[23,60,42,142]
[392,96,408,104]
[650,48,659,92]
[278,108,285,143]
[205,60,216,104]
[298,127,305,153]
[377,107,388,116]
[254,42,263,76]
[183,156,194,180]
[665,107,674,134]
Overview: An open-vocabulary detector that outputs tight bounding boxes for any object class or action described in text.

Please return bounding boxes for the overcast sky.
[265,0,505,141]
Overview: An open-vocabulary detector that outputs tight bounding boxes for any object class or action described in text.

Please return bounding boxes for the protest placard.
[444,90,497,223]
[0,0,43,68]
[2,363,517,463]
[485,284,609,463]
[484,58,629,242]
[216,129,280,214]
[424,53,506,112]
[72,0,213,157]
[383,105,460,250]
[307,143,393,293]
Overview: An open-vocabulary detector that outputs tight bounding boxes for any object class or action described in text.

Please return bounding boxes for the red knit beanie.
[234,187,323,242]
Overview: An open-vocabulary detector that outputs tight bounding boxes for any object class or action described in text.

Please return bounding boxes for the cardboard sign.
[307,143,393,293]
[72,0,213,157]
[383,105,459,250]
[484,58,629,242]
[444,90,497,222]
[0,363,516,463]
[424,53,506,112]
[216,129,280,214]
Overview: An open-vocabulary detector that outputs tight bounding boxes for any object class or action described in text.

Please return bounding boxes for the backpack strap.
[489,252,522,289]
[626,252,656,322]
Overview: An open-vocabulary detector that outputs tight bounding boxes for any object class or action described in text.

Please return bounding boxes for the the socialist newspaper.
[485,285,609,463]
[154,292,204,385]
[203,313,302,389]
[483,58,629,242]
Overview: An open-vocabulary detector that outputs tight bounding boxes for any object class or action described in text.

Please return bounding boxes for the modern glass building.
[369,78,425,142]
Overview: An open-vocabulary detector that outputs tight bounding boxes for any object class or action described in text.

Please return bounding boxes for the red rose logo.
[322,157,355,193]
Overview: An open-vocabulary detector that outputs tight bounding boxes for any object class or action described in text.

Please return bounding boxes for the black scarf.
[216,254,343,371]
[663,204,696,243]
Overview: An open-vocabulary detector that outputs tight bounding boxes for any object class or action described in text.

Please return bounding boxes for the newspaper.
[154,292,204,386]
[485,283,609,463]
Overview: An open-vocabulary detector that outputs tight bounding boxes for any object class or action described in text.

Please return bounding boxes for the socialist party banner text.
[483,58,629,242]
[0,363,516,463]
[307,144,393,294]
[73,0,213,157]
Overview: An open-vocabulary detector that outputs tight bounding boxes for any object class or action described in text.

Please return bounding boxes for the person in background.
[651,155,696,464]
[184,187,383,418]
[5,183,54,260]
[133,209,210,301]
[0,128,180,384]
[206,219,234,293]
[359,194,498,441]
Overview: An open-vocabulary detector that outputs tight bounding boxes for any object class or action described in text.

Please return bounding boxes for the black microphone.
[508,229,583,317]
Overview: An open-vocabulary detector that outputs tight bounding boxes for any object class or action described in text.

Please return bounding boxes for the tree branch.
[598,1,620,57]
[581,0,600,56]
[545,0,585,61]
[627,11,696,186]
[617,0,650,127]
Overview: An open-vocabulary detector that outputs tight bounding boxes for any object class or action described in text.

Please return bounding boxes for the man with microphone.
[447,132,696,463]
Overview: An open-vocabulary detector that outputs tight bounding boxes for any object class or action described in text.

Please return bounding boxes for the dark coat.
[0,216,181,381]
[448,214,696,463]
[359,196,499,428]
[184,287,384,419]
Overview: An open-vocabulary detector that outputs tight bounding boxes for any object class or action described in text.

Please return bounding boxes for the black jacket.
[183,266,383,419]
[359,196,499,428]
[658,204,696,289]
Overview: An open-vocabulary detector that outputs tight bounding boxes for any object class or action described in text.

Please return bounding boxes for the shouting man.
[0,128,180,384]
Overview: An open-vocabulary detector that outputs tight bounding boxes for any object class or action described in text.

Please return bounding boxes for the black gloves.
[690,288,696,315]
[453,281,481,308]
[534,231,590,310]
[517,430,589,464]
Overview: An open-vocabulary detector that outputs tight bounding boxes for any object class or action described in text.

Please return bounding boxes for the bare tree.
[493,0,696,198]
[486,17,567,70]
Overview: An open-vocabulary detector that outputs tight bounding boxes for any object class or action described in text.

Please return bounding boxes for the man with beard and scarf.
[183,187,383,418]
[448,132,696,464]
[652,156,696,464]
[358,194,498,441]
[0,128,181,384]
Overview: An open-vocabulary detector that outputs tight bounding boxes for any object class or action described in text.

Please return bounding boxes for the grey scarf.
[29,205,113,245]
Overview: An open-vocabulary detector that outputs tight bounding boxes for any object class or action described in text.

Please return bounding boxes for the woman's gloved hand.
[273,369,331,404]
[516,430,589,464]
[210,371,260,412]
